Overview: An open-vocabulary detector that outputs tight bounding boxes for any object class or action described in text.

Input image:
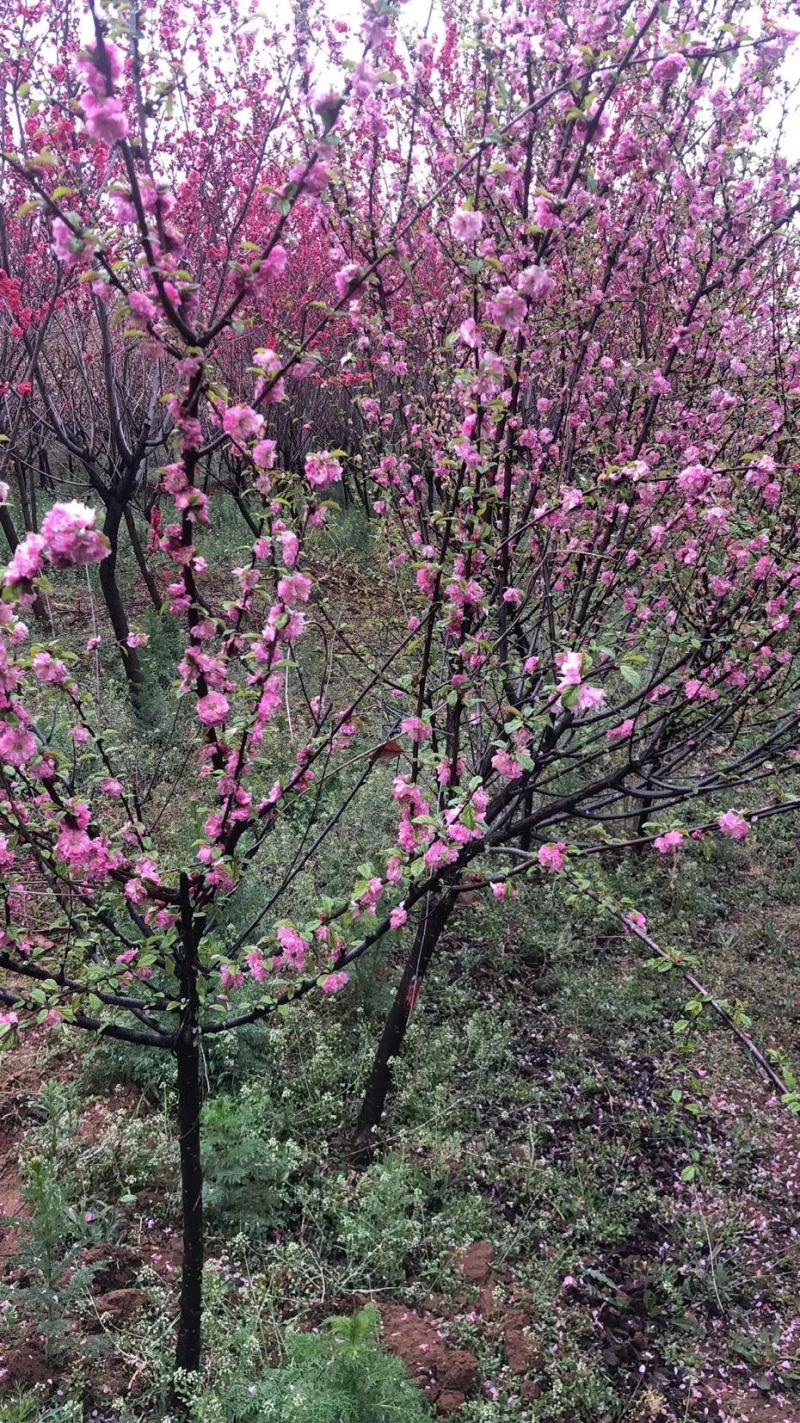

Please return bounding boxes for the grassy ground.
[1,823,799,1423]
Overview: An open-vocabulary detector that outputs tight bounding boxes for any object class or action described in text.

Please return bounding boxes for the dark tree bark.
[38,445,54,493]
[173,874,204,1396]
[174,1027,204,1380]
[28,462,38,533]
[98,500,145,706]
[14,459,32,532]
[124,505,162,610]
[354,889,455,1157]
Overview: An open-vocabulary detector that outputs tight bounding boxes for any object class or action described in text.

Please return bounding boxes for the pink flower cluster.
[718,810,750,840]
[305,452,342,488]
[450,207,483,242]
[4,503,108,588]
[78,41,129,143]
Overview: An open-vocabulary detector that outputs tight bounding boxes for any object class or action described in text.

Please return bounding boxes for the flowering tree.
[319,0,800,1142]
[0,0,799,1395]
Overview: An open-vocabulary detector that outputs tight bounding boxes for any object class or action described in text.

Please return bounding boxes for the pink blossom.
[219,963,244,992]
[253,439,277,471]
[575,684,606,714]
[676,463,712,500]
[51,217,88,271]
[762,481,781,507]
[517,265,555,301]
[128,290,158,324]
[401,715,431,743]
[450,208,483,242]
[196,691,230,726]
[276,529,300,567]
[276,925,308,969]
[538,842,566,872]
[32,652,67,685]
[652,52,688,85]
[81,92,129,143]
[253,348,282,374]
[654,829,684,854]
[305,452,342,488]
[4,533,46,584]
[77,41,125,94]
[56,824,118,881]
[359,876,385,914]
[124,877,148,905]
[423,839,458,869]
[607,719,634,744]
[489,286,527,332]
[223,405,264,447]
[265,603,306,643]
[555,650,584,688]
[320,970,349,994]
[41,503,108,569]
[277,572,312,604]
[718,810,750,841]
[532,196,559,229]
[253,245,287,288]
[100,777,123,796]
[288,157,329,193]
[459,318,481,348]
[561,488,584,513]
[491,748,523,779]
[334,262,362,299]
[390,904,408,930]
[0,724,37,766]
[245,950,268,981]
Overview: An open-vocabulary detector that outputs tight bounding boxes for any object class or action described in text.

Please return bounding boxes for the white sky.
[301,0,800,160]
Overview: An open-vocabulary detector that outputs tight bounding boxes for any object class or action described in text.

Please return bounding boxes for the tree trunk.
[172,872,204,1404]
[354,890,455,1158]
[15,460,32,532]
[124,506,161,610]
[28,464,38,533]
[174,1025,204,1382]
[98,501,145,708]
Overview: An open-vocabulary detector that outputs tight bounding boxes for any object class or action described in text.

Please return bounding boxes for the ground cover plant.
[0,0,799,1416]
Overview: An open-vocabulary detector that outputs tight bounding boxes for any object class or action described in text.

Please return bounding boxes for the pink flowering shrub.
[0,0,799,1388]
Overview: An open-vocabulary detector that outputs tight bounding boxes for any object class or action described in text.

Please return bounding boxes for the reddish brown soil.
[379,1301,479,1413]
